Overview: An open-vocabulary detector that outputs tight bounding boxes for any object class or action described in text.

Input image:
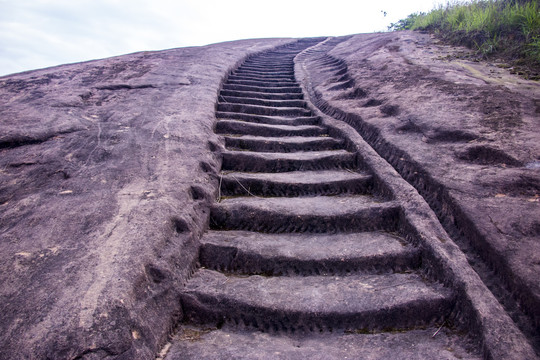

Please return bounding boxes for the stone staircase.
[163,40,482,359]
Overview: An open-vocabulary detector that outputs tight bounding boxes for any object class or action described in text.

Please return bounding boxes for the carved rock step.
[219,170,373,197]
[228,74,295,82]
[232,73,295,81]
[220,89,303,100]
[180,269,453,332]
[217,103,312,117]
[216,120,325,137]
[199,231,420,275]
[242,62,294,67]
[245,57,295,62]
[224,135,343,152]
[221,149,357,172]
[216,112,319,126]
[226,79,298,88]
[210,196,399,233]
[243,55,295,60]
[236,66,295,73]
[219,96,307,109]
[222,83,302,94]
[234,68,295,76]
[244,60,294,63]
[242,64,294,68]
[166,326,481,360]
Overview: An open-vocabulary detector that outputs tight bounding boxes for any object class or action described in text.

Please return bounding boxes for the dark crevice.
[72,346,122,360]
[0,128,82,150]
[0,135,52,150]
[96,84,156,91]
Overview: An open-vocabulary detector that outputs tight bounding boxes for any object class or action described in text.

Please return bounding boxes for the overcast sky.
[0,0,444,77]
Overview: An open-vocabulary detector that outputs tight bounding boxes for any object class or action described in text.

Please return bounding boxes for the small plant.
[475,34,500,55]
[526,35,540,60]
[388,13,424,31]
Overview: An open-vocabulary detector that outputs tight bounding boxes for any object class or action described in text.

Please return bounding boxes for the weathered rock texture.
[0,38,294,359]
[0,31,538,359]
[297,31,540,347]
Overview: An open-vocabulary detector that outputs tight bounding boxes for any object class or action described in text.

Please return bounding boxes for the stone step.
[219,89,303,100]
[166,326,481,360]
[200,231,420,275]
[228,74,295,82]
[222,83,302,94]
[219,96,307,109]
[226,79,298,88]
[238,66,294,73]
[216,112,319,126]
[242,61,294,67]
[220,149,357,173]
[245,57,295,62]
[215,120,326,137]
[219,170,372,197]
[210,196,399,233]
[244,59,294,64]
[240,58,293,63]
[224,135,343,152]
[234,68,295,76]
[217,103,312,117]
[180,269,453,332]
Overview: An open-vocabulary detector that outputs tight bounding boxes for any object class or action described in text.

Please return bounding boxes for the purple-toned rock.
[0,38,293,359]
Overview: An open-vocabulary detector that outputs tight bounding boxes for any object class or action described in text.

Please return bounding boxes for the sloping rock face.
[298,31,540,345]
[1,31,538,359]
[0,38,293,359]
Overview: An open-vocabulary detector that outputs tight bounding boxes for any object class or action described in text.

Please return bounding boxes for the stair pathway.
[164,40,484,359]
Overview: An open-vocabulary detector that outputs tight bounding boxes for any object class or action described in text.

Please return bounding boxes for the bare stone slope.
[0,31,538,359]
[0,38,293,359]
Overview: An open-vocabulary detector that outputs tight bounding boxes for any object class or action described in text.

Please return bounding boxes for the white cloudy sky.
[0,0,444,76]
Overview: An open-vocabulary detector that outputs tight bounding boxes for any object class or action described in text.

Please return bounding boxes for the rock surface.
[0,31,538,359]
[0,38,293,359]
[297,31,540,346]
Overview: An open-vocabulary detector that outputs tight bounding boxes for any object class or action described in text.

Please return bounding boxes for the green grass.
[389,0,540,78]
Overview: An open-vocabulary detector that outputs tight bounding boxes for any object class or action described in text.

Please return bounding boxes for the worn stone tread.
[218,96,306,108]
[216,111,319,126]
[222,84,302,94]
[200,230,420,275]
[239,65,294,71]
[180,269,453,331]
[223,135,343,152]
[219,89,303,100]
[165,326,481,360]
[210,196,399,233]
[215,120,325,137]
[227,74,295,82]
[226,79,299,88]
[221,149,357,172]
[243,62,294,67]
[221,169,368,183]
[233,70,295,77]
[217,103,312,117]
[214,195,392,216]
[219,170,373,196]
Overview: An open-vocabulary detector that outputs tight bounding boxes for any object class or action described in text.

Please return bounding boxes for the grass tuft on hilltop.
[389,0,540,79]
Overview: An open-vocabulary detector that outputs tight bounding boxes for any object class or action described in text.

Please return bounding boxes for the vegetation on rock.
[389,0,540,79]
